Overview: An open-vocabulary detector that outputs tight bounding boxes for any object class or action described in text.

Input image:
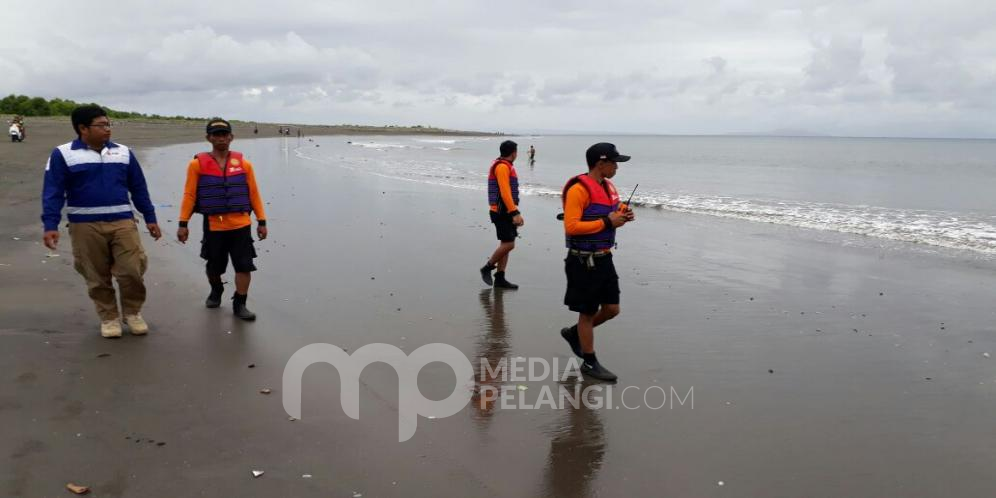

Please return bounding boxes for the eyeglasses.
[87,122,113,130]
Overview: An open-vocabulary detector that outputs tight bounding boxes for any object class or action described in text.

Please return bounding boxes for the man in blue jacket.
[41,105,161,338]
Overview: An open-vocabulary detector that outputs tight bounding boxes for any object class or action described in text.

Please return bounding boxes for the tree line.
[1,94,199,120]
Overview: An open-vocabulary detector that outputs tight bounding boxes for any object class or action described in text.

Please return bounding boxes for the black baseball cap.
[206,118,232,134]
[586,142,630,167]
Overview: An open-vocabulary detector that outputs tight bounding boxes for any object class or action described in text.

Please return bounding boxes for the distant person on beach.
[9,122,22,142]
[559,143,635,381]
[176,118,268,321]
[41,105,161,338]
[528,145,535,163]
[480,140,524,289]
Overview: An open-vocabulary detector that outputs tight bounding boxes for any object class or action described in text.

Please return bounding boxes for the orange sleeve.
[179,159,200,222]
[564,184,607,236]
[495,164,518,213]
[244,160,266,221]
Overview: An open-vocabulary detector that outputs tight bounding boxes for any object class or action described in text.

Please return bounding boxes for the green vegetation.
[0,94,200,120]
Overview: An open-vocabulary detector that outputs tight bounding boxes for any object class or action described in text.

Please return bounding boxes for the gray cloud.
[2,1,995,137]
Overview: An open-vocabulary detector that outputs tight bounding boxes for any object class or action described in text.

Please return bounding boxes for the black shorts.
[201,225,258,275]
[564,252,619,315]
[490,211,518,242]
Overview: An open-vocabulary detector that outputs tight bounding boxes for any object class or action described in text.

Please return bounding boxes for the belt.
[568,249,611,257]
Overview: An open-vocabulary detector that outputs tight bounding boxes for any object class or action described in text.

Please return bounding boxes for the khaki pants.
[68,219,148,321]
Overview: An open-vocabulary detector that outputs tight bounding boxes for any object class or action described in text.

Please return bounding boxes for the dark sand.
[3,118,996,497]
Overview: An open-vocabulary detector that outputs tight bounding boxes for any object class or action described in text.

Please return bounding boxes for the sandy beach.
[3,118,996,497]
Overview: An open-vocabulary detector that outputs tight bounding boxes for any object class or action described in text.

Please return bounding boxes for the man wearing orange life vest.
[559,143,635,381]
[176,118,267,321]
[480,140,524,289]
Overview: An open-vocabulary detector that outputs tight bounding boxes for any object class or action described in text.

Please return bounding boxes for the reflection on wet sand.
[542,379,606,498]
[471,289,512,425]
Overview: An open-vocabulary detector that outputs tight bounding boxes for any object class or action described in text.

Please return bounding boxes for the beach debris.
[768,369,774,374]
[924,377,932,381]
[879,292,884,296]
[46,252,60,258]
[96,353,111,358]
[718,481,725,487]
[248,363,256,368]
[289,416,297,422]
[157,442,166,446]
[984,353,991,359]
[12,237,20,241]
[227,330,232,334]
[251,470,264,478]
[66,483,90,494]
[353,492,363,497]
[302,474,313,479]
[259,388,272,395]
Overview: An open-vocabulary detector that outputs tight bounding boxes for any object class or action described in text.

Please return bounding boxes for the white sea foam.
[415,139,458,144]
[348,141,419,150]
[294,146,996,255]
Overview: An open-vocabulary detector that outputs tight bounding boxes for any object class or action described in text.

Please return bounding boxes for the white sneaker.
[124,314,149,335]
[101,319,123,338]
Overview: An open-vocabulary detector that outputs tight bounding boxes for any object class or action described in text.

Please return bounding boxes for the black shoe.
[493,272,518,290]
[561,326,583,357]
[581,359,618,382]
[205,283,224,308]
[232,293,256,321]
[480,263,495,286]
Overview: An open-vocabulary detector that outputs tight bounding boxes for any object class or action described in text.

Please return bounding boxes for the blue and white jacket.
[41,139,157,231]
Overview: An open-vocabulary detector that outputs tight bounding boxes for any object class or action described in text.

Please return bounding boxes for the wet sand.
[4,120,996,497]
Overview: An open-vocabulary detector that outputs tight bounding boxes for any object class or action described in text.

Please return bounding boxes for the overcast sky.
[2,1,995,137]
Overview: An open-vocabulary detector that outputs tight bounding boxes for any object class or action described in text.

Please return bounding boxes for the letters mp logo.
[282,343,474,442]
